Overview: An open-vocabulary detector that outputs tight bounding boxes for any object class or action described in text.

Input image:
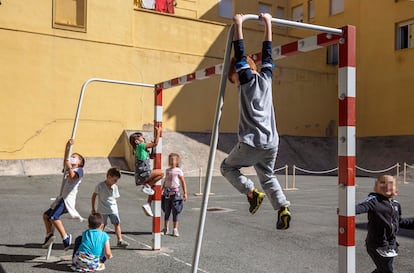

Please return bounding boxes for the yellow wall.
[1,0,414,160]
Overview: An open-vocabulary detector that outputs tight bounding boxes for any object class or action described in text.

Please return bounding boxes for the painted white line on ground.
[107,227,211,273]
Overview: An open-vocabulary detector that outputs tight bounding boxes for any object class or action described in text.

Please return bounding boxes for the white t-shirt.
[94,181,120,215]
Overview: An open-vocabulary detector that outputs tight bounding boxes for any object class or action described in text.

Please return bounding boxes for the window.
[258,3,272,25]
[308,0,315,20]
[258,3,272,15]
[277,6,285,19]
[219,0,232,19]
[53,0,87,32]
[327,44,338,65]
[292,5,304,22]
[396,19,414,50]
[330,0,344,15]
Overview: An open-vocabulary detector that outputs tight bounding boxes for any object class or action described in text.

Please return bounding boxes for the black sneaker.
[276,206,291,230]
[42,233,56,249]
[247,189,265,214]
[63,234,72,251]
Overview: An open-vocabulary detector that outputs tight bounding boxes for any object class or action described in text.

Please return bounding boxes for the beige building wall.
[1,0,414,161]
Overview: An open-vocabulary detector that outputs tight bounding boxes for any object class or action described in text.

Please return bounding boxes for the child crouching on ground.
[71,213,112,272]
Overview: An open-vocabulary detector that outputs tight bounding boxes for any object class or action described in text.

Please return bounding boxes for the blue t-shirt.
[77,229,110,257]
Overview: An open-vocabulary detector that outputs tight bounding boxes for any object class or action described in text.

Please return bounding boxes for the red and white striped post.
[337,25,356,273]
[151,27,357,272]
[152,85,163,250]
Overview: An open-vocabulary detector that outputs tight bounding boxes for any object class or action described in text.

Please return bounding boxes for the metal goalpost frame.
[153,15,355,273]
[61,78,155,206]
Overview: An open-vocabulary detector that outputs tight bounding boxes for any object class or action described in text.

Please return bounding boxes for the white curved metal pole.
[242,14,343,35]
[59,78,154,195]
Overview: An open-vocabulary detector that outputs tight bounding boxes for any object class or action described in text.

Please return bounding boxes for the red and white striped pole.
[337,25,356,273]
[152,85,163,250]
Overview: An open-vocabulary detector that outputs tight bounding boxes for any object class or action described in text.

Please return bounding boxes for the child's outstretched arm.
[103,240,113,260]
[259,13,274,77]
[400,217,414,229]
[260,13,272,42]
[145,126,162,149]
[63,139,74,170]
[233,14,243,41]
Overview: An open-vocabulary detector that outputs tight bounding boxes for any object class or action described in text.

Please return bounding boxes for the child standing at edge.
[71,212,113,272]
[91,167,129,247]
[129,126,164,217]
[161,153,187,237]
[220,13,291,230]
[356,175,414,273]
[42,139,85,250]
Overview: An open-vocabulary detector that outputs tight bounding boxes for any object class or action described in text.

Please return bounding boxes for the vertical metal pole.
[190,23,235,273]
[153,86,163,250]
[337,25,356,273]
[396,163,400,181]
[293,165,296,190]
[404,163,407,184]
[285,165,288,189]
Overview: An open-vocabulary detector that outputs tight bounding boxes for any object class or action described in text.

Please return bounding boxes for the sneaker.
[117,240,129,247]
[141,184,155,195]
[142,203,154,217]
[42,233,56,249]
[161,228,169,235]
[173,228,180,237]
[376,248,398,258]
[63,234,72,251]
[276,206,291,230]
[247,188,265,214]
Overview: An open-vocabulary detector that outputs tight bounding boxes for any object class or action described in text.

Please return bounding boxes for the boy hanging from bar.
[220,13,291,230]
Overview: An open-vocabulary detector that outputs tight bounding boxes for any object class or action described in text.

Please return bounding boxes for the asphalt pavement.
[1,173,414,273]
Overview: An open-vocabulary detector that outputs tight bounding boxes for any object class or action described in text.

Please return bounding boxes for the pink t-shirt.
[164,167,183,191]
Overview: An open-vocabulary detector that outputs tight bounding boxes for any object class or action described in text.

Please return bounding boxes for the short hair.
[168,153,181,167]
[73,153,85,167]
[107,167,121,178]
[129,132,143,150]
[88,212,103,229]
[227,56,257,84]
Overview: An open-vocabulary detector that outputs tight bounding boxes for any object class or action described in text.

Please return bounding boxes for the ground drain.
[206,207,234,213]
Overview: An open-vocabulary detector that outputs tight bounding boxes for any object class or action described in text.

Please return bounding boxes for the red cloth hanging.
[155,0,174,13]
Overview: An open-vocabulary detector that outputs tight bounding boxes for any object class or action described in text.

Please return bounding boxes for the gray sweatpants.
[220,142,290,210]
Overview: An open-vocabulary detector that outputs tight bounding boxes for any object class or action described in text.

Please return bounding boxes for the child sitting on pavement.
[71,212,112,272]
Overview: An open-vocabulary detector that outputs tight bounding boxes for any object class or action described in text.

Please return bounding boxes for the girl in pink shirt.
[161,153,187,236]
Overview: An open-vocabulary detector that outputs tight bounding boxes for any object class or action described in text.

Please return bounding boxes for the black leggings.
[366,245,394,273]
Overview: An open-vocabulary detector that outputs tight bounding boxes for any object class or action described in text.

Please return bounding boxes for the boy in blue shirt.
[220,13,291,230]
[71,213,112,272]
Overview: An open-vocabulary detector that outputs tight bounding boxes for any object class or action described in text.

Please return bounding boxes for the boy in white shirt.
[91,167,129,247]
